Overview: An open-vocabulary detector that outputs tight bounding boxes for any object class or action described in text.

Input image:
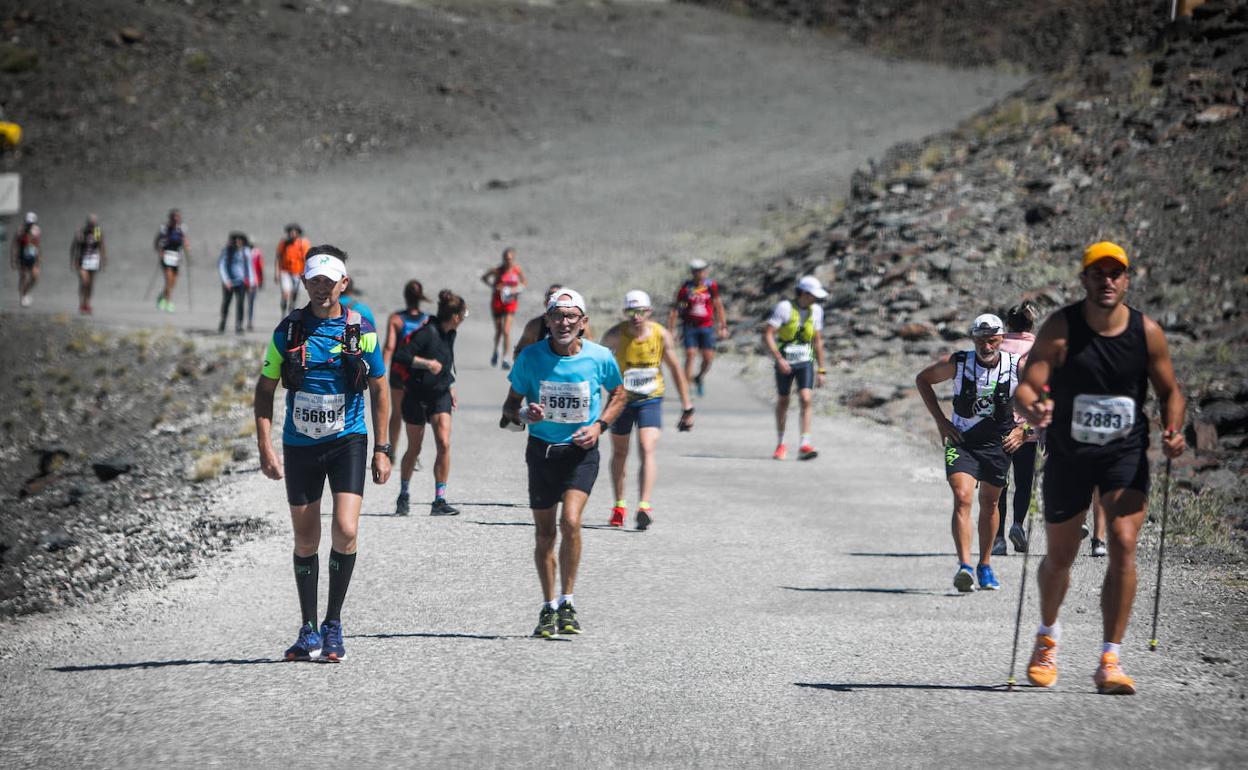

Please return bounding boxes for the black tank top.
[1048,302,1149,456]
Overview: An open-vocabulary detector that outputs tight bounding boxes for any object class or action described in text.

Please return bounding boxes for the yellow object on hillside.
[0,122,22,147]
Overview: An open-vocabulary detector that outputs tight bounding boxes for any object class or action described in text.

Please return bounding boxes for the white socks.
[1036,622,1061,641]
[1102,642,1121,656]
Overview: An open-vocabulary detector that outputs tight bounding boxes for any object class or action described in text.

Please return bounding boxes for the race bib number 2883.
[1071,394,1135,446]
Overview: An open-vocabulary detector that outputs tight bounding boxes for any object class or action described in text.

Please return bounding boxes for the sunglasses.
[624,308,650,318]
[548,312,584,325]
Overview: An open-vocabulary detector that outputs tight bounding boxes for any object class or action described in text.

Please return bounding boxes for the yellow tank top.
[615,321,665,401]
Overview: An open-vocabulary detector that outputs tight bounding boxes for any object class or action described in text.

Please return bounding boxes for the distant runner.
[244,235,264,332]
[383,279,431,476]
[915,313,1023,593]
[514,284,592,359]
[667,258,728,396]
[393,290,467,516]
[275,224,310,315]
[481,247,528,370]
[993,301,1041,555]
[1016,241,1186,695]
[154,209,190,313]
[71,214,106,315]
[11,211,40,308]
[217,232,252,335]
[254,245,391,662]
[501,288,626,638]
[600,290,695,530]
[763,276,828,461]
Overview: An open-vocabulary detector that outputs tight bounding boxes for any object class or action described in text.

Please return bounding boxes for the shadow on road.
[796,682,1008,693]
[52,658,282,672]
[679,453,773,462]
[782,586,956,597]
[464,520,645,533]
[348,631,508,641]
[847,552,958,558]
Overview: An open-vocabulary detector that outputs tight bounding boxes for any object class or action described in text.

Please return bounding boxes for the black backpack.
[280,308,369,394]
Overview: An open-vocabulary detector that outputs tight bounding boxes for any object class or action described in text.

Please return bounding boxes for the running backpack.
[280,309,370,394]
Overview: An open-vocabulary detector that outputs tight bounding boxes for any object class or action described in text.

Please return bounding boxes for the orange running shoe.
[773,443,788,461]
[1026,634,1059,688]
[1094,652,1136,695]
[608,506,625,527]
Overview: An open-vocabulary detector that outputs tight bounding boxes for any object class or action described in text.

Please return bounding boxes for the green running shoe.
[533,605,558,638]
[557,601,581,635]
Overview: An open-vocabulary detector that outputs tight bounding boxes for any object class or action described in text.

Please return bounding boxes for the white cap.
[303,253,348,282]
[546,287,587,315]
[623,289,651,310]
[24,212,36,224]
[689,258,709,271]
[970,313,1004,337]
[796,275,828,299]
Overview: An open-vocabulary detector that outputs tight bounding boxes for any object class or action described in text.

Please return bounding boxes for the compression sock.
[638,501,651,511]
[800,433,812,446]
[615,499,627,509]
[1102,641,1121,656]
[559,593,574,607]
[400,478,410,495]
[777,433,785,446]
[292,552,318,627]
[324,550,357,623]
[545,599,559,611]
[435,481,447,500]
[1036,622,1062,641]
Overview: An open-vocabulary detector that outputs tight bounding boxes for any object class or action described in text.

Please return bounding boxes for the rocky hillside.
[719,1,1247,532]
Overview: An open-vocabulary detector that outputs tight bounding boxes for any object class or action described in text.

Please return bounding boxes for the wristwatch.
[594,419,610,433]
[373,443,392,456]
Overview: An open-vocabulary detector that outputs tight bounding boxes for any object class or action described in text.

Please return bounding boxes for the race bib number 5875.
[539,380,591,424]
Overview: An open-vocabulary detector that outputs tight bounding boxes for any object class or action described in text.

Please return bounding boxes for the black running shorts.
[387,363,408,391]
[401,388,453,426]
[1042,448,1150,524]
[775,361,815,396]
[525,437,600,510]
[944,441,1009,487]
[283,434,368,505]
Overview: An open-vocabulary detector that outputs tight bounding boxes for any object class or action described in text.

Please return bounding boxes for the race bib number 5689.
[539,380,591,424]
[293,391,346,438]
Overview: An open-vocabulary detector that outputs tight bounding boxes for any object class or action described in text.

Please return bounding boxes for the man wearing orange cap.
[1015,241,1186,695]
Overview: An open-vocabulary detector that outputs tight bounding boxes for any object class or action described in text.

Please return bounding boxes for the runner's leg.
[492,315,504,359]
[798,387,814,437]
[501,313,514,361]
[610,430,630,503]
[164,266,177,303]
[976,482,1003,565]
[1100,490,1148,643]
[1037,516,1085,626]
[1093,492,1108,541]
[326,491,362,622]
[637,426,660,504]
[698,345,714,381]
[290,499,323,625]
[431,412,452,490]
[388,387,405,460]
[948,472,977,566]
[683,346,698,386]
[775,394,790,440]
[402,422,426,481]
[533,505,558,602]
[558,489,588,596]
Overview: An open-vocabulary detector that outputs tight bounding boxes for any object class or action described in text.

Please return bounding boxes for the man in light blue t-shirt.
[502,288,626,639]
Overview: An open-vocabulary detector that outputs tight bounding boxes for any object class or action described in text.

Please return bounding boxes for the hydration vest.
[280,309,369,394]
[777,305,815,346]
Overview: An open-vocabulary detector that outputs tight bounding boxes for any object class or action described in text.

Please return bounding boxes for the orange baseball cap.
[1082,241,1129,269]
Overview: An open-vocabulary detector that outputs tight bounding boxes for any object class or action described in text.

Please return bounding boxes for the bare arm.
[383,313,402,369]
[254,376,283,480]
[514,317,540,359]
[1143,315,1187,457]
[915,356,962,444]
[1015,312,1067,428]
[660,326,693,412]
[573,384,628,448]
[599,326,620,352]
[480,267,496,287]
[368,376,392,483]
[516,265,528,288]
[762,324,789,374]
[812,329,826,388]
[713,295,728,336]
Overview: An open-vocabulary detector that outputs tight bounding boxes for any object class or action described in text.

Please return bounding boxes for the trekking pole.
[144,260,160,301]
[1006,445,1043,691]
[1149,457,1174,651]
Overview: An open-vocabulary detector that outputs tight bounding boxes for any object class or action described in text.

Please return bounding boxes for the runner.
[254,245,391,662]
[70,214,105,315]
[393,290,466,516]
[666,258,728,396]
[993,300,1041,555]
[600,290,695,530]
[153,209,190,313]
[244,235,264,332]
[915,313,1024,592]
[10,211,40,308]
[217,232,252,335]
[481,247,527,369]
[383,279,431,482]
[275,223,310,315]
[1016,241,1185,694]
[513,284,593,358]
[763,276,828,461]
[501,288,626,637]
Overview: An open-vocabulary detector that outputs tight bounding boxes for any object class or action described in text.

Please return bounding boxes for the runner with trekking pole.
[1149,458,1173,651]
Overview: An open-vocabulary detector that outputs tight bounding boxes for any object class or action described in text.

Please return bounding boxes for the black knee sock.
[293,552,318,626]
[324,550,357,623]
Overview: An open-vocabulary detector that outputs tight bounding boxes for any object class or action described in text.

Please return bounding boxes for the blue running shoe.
[953,563,975,593]
[977,563,1001,591]
[319,620,345,662]
[284,622,322,661]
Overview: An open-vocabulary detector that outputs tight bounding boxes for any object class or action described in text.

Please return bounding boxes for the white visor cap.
[623,290,651,310]
[24,211,37,224]
[797,275,828,299]
[689,258,709,271]
[304,254,348,282]
[547,287,587,315]
[970,313,1005,337]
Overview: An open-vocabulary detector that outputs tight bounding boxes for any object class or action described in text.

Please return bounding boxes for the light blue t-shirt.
[508,339,623,444]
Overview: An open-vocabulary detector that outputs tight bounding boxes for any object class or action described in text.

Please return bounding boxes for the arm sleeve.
[261,336,284,381]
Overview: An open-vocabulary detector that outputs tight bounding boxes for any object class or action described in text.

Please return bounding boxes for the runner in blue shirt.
[254,244,391,663]
[502,288,626,638]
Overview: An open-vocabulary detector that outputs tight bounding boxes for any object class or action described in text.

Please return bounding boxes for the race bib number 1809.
[1071,394,1135,445]
[539,380,591,424]
[293,391,346,439]
[622,367,659,396]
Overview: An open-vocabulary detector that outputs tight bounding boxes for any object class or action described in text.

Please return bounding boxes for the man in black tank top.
[1015,241,1186,695]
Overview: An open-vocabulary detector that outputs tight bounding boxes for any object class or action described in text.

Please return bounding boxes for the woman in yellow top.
[599,290,695,530]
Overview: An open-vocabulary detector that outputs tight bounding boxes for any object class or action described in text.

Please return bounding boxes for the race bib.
[292,391,346,439]
[500,287,515,301]
[22,245,37,260]
[623,367,659,396]
[539,380,591,424]
[783,344,812,364]
[80,252,101,271]
[162,249,181,267]
[1071,394,1136,445]
[687,300,710,319]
